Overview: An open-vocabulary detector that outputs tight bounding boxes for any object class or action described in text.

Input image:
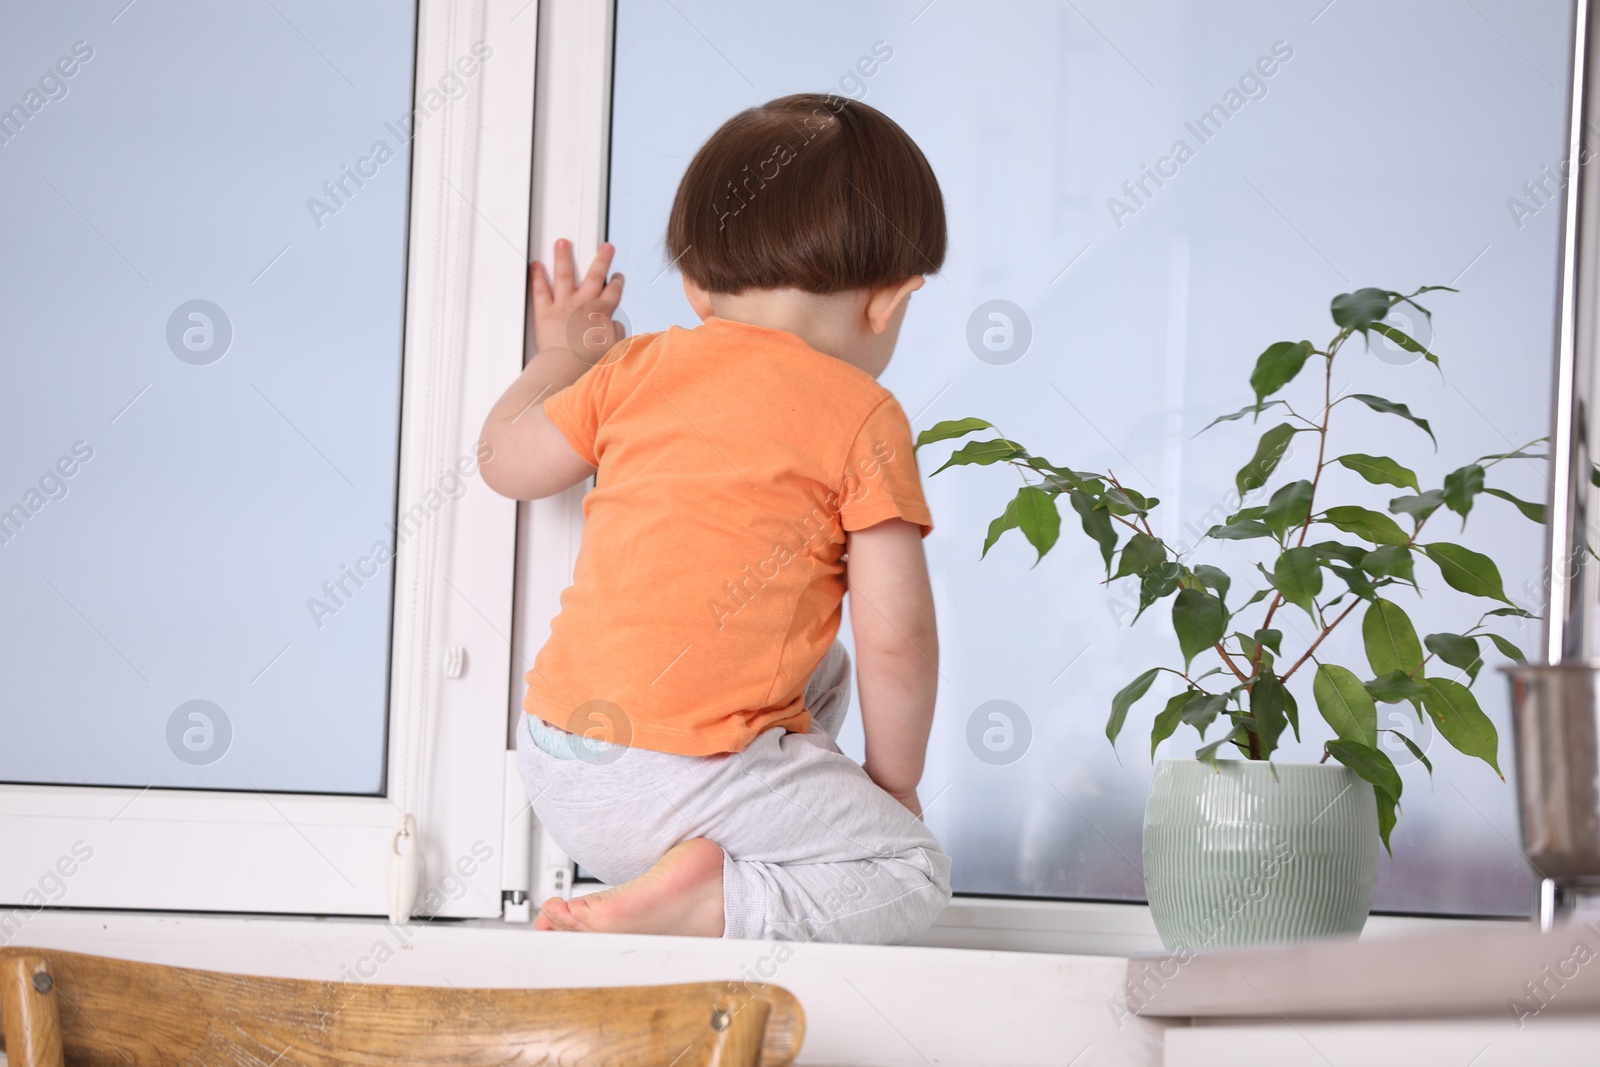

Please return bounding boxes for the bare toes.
[564,894,596,929]
[539,897,577,931]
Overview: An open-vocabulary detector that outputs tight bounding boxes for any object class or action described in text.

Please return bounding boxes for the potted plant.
[918,286,1543,949]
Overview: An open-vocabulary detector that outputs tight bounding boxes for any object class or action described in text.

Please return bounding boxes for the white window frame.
[510,0,616,909]
[0,0,536,922]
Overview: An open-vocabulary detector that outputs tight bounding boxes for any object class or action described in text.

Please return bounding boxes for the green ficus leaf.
[1107,667,1161,745]
[1424,632,1483,683]
[1334,454,1420,492]
[1422,542,1512,603]
[1180,692,1230,737]
[1368,322,1441,369]
[1387,728,1434,775]
[1112,532,1167,580]
[1207,519,1275,541]
[1362,598,1424,679]
[1069,489,1117,575]
[1235,424,1301,498]
[1198,400,1286,434]
[1478,446,1547,462]
[1100,486,1148,517]
[1327,738,1404,807]
[1195,727,1249,765]
[1344,394,1437,448]
[1273,546,1323,618]
[1314,663,1379,748]
[1325,738,1402,855]
[1013,486,1061,563]
[1137,561,1185,619]
[1150,691,1191,760]
[1192,564,1231,605]
[1322,506,1411,546]
[981,496,1022,559]
[1361,545,1416,586]
[1172,588,1228,670]
[1249,341,1314,410]
[1487,632,1528,664]
[1483,487,1546,524]
[1365,669,1429,705]
[1282,680,1301,741]
[1263,480,1315,540]
[1250,673,1291,758]
[931,438,1024,474]
[1310,541,1369,567]
[1442,464,1487,522]
[915,417,994,451]
[1422,677,1503,778]
[1327,562,1378,602]
[1390,489,1447,527]
[1331,288,1396,331]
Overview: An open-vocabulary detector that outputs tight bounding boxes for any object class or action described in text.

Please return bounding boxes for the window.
[604,0,1571,916]
[3,0,1570,932]
[1,0,533,919]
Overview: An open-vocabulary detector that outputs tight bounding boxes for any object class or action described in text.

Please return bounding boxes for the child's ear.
[681,276,716,321]
[865,276,925,335]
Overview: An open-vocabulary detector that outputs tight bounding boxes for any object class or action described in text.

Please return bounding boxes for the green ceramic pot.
[1142,758,1379,950]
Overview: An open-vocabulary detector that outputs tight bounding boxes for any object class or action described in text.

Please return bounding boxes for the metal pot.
[1507,665,1600,888]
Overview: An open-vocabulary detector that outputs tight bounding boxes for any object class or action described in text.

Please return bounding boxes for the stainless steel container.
[1508,665,1600,886]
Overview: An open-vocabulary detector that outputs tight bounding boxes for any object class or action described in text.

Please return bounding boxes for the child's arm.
[846,517,938,817]
[479,240,625,500]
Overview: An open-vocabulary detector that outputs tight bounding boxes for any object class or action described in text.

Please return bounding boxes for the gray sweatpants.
[514,641,953,944]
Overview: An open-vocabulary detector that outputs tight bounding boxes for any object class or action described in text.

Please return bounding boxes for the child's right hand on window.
[479,239,624,501]
[530,238,626,363]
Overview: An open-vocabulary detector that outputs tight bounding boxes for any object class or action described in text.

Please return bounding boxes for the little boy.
[480,93,950,944]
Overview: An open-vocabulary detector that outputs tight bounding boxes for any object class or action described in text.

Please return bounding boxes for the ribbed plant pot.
[1142,758,1379,951]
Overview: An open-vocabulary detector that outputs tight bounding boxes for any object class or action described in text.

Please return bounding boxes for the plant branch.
[1214,643,1251,684]
[1480,435,1547,471]
[1247,344,1336,689]
[1107,470,1157,538]
[1247,590,1284,680]
[1157,665,1215,695]
[1293,352,1335,550]
[1280,598,1362,682]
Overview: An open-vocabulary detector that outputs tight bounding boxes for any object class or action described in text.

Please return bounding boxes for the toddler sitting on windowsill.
[480,92,950,944]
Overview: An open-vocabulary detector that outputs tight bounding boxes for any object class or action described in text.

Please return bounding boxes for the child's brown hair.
[666,93,946,295]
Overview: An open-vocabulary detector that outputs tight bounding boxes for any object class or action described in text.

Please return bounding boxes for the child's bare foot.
[536,838,725,937]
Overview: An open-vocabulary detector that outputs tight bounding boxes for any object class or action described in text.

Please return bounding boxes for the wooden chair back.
[0,947,802,1066]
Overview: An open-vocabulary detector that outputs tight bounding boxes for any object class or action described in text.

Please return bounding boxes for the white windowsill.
[0,901,1515,1066]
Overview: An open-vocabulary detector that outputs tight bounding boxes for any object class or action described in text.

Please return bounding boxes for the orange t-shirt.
[524,316,933,756]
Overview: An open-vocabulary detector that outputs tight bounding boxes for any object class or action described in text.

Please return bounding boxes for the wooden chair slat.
[0,956,65,1067]
[0,947,802,1067]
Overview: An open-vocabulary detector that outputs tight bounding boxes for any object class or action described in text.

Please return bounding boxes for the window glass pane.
[0,4,417,794]
[607,0,1570,914]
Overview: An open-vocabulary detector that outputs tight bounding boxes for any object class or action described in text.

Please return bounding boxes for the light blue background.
[0,2,418,793]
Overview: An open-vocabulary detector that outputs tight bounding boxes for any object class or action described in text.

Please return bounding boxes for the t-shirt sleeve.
[541,337,639,467]
[837,394,934,537]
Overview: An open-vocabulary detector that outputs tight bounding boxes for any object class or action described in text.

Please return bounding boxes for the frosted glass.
[0,3,418,793]
[608,0,1570,914]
